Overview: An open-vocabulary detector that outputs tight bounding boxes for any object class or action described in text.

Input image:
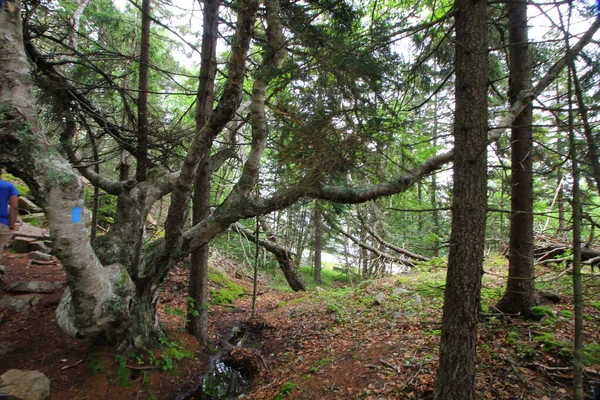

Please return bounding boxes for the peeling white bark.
[1,2,136,343]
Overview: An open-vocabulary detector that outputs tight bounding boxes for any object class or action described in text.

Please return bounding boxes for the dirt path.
[1,250,597,399]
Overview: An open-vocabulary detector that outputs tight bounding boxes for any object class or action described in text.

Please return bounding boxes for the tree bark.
[136,0,151,182]
[495,0,541,317]
[433,0,488,397]
[187,0,220,343]
[232,223,306,291]
[313,200,323,284]
[567,63,585,400]
[0,6,136,345]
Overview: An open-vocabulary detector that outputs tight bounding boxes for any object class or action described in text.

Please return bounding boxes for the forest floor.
[1,248,600,399]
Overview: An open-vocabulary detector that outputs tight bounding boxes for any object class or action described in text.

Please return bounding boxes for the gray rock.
[13,225,50,242]
[28,242,51,255]
[11,237,33,254]
[17,197,43,213]
[392,287,411,296]
[5,281,63,294]
[0,295,41,312]
[373,292,386,305]
[394,310,416,319]
[0,369,50,400]
[20,213,46,226]
[27,251,52,262]
[412,293,422,304]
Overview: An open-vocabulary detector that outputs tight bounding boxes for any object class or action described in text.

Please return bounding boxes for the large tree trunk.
[136,0,151,182]
[1,0,259,351]
[187,0,220,343]
[433,0,488,397]
[0,6,136,344]
[495,0,542,316]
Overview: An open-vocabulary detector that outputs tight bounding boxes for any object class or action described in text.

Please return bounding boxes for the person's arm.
[8,195,18,230]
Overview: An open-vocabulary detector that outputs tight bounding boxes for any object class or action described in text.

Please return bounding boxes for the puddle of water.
[184,358,249,400]
[183,325,252,400]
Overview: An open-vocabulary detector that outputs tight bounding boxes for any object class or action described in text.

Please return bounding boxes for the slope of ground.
[1,250,599,399]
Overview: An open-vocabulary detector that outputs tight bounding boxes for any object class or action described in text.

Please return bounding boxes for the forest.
[1,0,600,398]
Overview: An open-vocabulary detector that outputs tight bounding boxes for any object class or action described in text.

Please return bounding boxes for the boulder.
[411,293,422,304]
[5,281,63,294]
[13,225,50,242]
[27,252,52,262]
[28,242,51,255]
[0,369,50,400]
[11,237,33,254]
[392,287,410,296]
[0,295,41,312]
[20,213,45,226]
[373,292,386,306]
[17,197,43,213]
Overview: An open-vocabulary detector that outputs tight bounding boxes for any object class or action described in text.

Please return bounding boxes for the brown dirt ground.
[1,248,600,400]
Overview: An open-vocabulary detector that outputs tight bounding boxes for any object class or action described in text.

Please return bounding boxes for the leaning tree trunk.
[495,0,541,316]
[0,5,136,343]
[433,0,488,397]
[233,223,306,291]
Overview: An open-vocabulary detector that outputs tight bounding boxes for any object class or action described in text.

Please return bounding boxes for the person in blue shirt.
[0,167,19,261]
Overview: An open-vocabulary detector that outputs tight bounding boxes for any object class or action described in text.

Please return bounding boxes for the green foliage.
[87,350,107,376]
[158,338,194,372]
[209,271,245,305]
[298,266,348,288]
[589,301,600,310]
[583,342,600,366]
[84,188,116,229]
[125,338,193,375]
[559,310,574,318]
[325,300,350,324]
[2,173,29,197]
[533,333,571,360]
[506,331,520,346]
[530,306,557,320]
[480,286,503,310]
[310,358,332,373]
[114,355,132,387]
[275,382,297,399]
[164,307,186,318]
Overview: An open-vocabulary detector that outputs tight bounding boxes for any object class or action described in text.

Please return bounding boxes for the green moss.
[87,350,107,376]
[275,382,297,399]
[310,358,332,373]
[533,333,571,360]
[45,167,77,190]
[208,271,225,284]
[2,173,29,197]
[589,301,600,310]
[114,355,132,387]
[507,331,520,345]
[208,270,245,304]
[584,342,600,366]
[531,306,556,320]
[559,310,574,318]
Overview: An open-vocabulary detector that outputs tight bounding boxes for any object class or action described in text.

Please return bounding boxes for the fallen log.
[534,235,600,267]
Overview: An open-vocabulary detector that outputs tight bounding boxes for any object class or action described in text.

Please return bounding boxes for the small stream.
[182,325,255,400]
